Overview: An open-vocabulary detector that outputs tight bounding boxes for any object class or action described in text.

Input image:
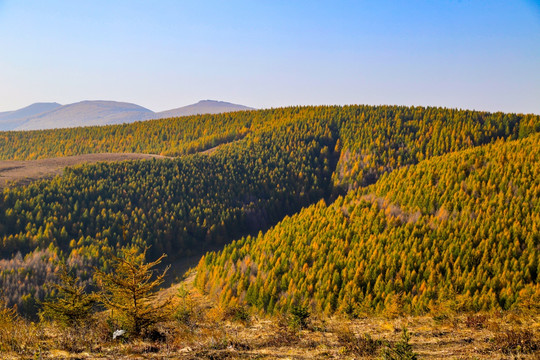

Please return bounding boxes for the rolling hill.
[155,99,254,118]
[0,100,254,131]
[13,100,154,130]
[0,104,539,319]
[0,103,539,358]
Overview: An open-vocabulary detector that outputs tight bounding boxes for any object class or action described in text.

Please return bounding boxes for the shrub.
[40,262,96,328]
[492,328,538,354]
[288,304,310,330]
[174,285,198,329]
[223,305,251,324]
[336,325,381,356]
[380,327,418,360]
[464,314,488,329]
[0,302,42,354]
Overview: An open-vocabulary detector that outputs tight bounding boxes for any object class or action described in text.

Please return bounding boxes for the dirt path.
[0,153,170,189]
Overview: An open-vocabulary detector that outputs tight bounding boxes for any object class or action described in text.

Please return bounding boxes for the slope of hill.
[2,105,538,167]
[0,118,338,314]
[196,133,540,315]
[0,102,61,131]
[0,104,539,319]
[1,100,253,131]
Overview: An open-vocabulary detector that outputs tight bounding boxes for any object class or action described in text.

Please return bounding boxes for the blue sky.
[0,1,539,113]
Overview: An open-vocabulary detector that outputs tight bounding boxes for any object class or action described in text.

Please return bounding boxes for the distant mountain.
[1,100,254,131]
[155,100,254,118]
[13,101,154,131]
[0,103,61,130]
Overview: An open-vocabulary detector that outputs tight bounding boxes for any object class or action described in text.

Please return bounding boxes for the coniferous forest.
[0,105,539,358]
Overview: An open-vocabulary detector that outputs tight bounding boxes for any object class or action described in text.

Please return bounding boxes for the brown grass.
[0,312,539,359]
[1,276,539,359]
[492,328,538,355]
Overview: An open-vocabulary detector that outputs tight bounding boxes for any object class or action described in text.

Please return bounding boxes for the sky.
[0,0,539,114]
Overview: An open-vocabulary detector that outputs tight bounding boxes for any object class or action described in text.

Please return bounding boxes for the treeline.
[2,106,538,189]
[0,107,324,160]
[333,105,540,188]
[196,134,540,315]
[0,119,338,315]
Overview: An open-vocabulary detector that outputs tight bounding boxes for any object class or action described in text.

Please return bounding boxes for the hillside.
[0,118,338,314]
[13,101,154,130]
[196,133,540,315]
[0,153,168,190]
[0,104,539,358]
[0,105,539,318]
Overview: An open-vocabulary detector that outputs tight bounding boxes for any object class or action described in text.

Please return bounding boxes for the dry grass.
[1,278,539,359]
[464,314,489,329]
[335,323,382,357]
[492,328,538,355]
[0,312,539,359]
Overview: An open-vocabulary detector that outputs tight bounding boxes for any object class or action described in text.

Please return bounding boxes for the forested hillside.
[334,106,540,188]
[0,119,337,314]
[1,104,539,317]
[196,134,540,315]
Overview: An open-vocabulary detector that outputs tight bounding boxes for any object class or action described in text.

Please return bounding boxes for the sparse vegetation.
[465,314,488,330]
[493,328,539,355]
[380,327,418,360]
[336,325,382,356]
[40,262,96,328]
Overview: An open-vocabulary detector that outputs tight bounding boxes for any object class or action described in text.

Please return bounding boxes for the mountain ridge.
[1,99,253,131]
[0,102,62,130]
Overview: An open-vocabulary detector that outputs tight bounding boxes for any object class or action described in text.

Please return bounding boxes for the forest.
[0,104,539,319]
[196,134,540,315]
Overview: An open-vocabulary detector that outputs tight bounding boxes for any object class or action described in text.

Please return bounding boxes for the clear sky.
[0,0,539,114]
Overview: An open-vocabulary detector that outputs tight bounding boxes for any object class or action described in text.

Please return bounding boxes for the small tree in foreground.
[40,263,96,327]
[0,298,18,351]
[288,304,310,330]
[380,327,418,360]
[95,247,171,337]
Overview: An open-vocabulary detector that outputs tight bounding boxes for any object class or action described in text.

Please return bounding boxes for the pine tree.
[40,263,96,327]
[380,327,418,360]
[95,247,171,337]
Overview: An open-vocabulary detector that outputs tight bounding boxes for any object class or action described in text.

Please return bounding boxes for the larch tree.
[95,247,171,337]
